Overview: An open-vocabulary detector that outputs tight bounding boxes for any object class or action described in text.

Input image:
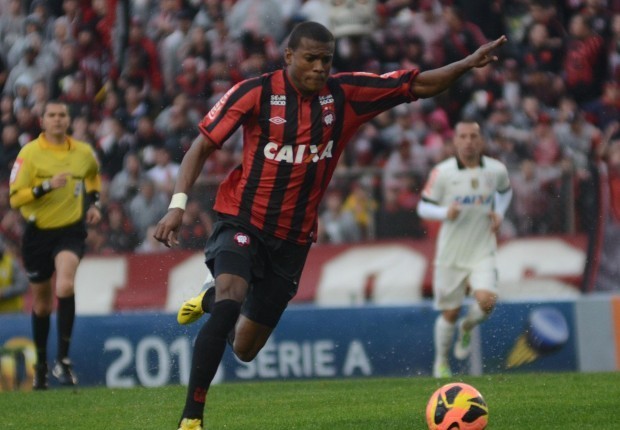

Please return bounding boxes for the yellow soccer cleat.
[178,418,203,430]
[177,291,207,325]
[432,361,453,379]
[454,318,472,360]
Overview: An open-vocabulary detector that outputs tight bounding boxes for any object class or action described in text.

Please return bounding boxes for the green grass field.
[1,372,619,429]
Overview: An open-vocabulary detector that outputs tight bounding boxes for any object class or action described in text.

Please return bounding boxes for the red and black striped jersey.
[198,68,420,244]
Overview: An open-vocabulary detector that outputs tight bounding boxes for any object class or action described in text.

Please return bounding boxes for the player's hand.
[446,202,461,220]
[468,36,507,69]
[489,212,502,233]
[153,209,184,248]
[50,172,70,189]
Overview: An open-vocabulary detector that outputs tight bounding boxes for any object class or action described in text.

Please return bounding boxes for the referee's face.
[41,102,71,140]
[285,37,334,97]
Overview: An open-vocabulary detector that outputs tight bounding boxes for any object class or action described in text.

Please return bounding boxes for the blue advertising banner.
[0,301,578,390]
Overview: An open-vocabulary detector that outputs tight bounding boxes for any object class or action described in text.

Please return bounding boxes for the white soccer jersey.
[422,156,511,268]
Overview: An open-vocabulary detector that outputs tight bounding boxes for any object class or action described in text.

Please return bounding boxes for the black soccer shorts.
[205,218,311,328]
[21,221,87,282]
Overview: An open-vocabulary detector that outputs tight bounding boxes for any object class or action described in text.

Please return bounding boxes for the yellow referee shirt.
[8,133,101,229]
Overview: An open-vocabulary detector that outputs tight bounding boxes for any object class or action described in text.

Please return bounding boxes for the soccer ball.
[425,382,488,430]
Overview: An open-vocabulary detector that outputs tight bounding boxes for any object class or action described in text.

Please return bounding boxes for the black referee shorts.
[21,221,87,282]
[205,219,311,328]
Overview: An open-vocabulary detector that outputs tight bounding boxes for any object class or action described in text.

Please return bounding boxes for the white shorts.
[432,256,498,310]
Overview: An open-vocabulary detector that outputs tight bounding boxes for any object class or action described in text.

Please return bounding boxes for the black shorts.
[21,221,87,282]
[205,218,311,328]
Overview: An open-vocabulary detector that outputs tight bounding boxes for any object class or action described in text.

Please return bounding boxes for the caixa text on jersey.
[264,141,334,164]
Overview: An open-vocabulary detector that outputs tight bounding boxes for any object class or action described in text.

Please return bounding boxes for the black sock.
[32,312,50,366]
[57,296,75,360]
[182,299,241,422]
[201,287,215,313]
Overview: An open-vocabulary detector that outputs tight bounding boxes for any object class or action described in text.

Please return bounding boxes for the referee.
[9,100,102,390]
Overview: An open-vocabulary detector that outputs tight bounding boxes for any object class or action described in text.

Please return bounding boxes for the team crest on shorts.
[234,232,250,246]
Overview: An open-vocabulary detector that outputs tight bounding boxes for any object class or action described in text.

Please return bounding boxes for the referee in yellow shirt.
[9,100,102,390]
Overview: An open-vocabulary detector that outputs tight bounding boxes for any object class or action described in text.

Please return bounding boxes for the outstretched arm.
[411,36,507,99]
[153,134,218,247]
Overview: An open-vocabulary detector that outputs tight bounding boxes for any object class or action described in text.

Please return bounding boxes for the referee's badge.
[471,178,479,189]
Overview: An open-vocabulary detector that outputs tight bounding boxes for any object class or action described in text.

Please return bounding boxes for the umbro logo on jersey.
[269,117,287,125]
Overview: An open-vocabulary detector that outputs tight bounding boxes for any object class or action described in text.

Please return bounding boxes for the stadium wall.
[1,296,619,390]
[17,234,588,314]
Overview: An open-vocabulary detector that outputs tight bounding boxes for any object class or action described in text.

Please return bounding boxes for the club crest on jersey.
[322,109,335,127]
[234,232,250,247]
[471,178,479,189]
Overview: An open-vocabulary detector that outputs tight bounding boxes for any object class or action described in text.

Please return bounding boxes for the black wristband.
[32,180,51,198]
[86,191,101,209]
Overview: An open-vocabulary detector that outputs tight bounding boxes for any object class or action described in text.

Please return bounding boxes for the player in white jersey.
[417,121,512,378]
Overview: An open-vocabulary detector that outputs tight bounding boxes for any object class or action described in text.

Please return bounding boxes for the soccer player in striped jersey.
[417,121,512,378]
[153,21,507,430]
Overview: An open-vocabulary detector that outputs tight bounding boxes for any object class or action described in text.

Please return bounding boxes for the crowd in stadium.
[0,0,619,256]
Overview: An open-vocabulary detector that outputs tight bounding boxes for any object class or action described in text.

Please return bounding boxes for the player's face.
[454,122,483,165]
[41,103,71,137]
[285,37,334,97]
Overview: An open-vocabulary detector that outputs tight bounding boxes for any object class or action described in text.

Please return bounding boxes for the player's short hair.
[287,21,334,50]
[42,99,69,116]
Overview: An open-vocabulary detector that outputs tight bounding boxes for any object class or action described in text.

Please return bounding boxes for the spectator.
[521,22,565,106]
[382,138,429,196]
[133,116,164,169]
[114,83,149,133]
[563,13,607,106]
[583,80,620,130]
[160,9,196,98]
[227,0,285,43]
[147,146,181,196]
[0,123,21,181]
[100,202,139,253]
[175,57,211,115]
[96,115,135,179]
[4,40,47,98]
[342,178,379,241]
[439,5,488,65]
[109,152,147,203]
[510,159,563,235]
[0,234,29,313]
[376,175,425,239]
[318,189,361,244]
[127,177,169,242]
[0,0,26,60]
[123,17,163,106]
[401,0,447,67]
[176,200,213,250]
